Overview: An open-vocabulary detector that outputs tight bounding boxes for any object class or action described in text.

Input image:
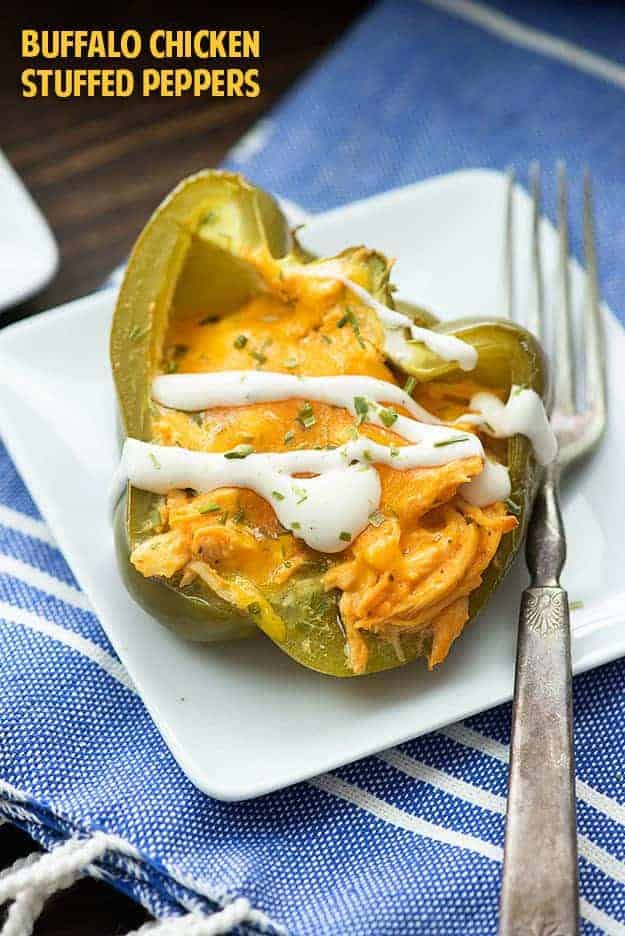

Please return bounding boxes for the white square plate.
[0,170,623,800]
[0,150,58,312]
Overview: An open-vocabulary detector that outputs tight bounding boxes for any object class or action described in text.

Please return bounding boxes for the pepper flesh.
[111,170,548,676]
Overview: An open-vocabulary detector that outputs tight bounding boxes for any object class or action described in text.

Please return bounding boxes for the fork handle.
[499,584,579,935]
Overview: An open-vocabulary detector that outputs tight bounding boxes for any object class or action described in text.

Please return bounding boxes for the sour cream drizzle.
[298,269,478,372]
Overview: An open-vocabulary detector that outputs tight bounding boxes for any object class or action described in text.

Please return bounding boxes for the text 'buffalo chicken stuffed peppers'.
[111,170,556,677]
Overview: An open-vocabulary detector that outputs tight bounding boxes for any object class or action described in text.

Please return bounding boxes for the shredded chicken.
[130,262,518,673]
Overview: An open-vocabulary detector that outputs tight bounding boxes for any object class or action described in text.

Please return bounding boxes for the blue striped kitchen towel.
[2,2,625,934]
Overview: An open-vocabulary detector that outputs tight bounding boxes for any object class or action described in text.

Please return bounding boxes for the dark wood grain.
[0,2,365,932]
[0,1,366,322]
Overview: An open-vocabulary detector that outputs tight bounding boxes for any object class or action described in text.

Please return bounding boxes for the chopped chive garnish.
[284,429,295,443]
[363,449,372,461]
[404,376,417,395]
[368,510,386,528]
[272,490,285,501]
[224,444,254,459]
[297,402,316,429]
[354,396,369,424]
[202,210,219,225]
[234,334,248,349]
[247,602,261,615]
[250,350,267,365]
[433,436,469,448]
[504,497,521,517]
[379,407,398,428]
[291,521,301,530]
[198,502,220,514]
[321,334,332,345]
[390,446,400,457]
[232,509,246,524]
[128,323,149,342]
[292,485,308,505]
[337,307,365,348]
[199,314,219,325]
[339,531,352,542]
[484,422,496,433]
[570,599,584,611]
[149,452,161,470]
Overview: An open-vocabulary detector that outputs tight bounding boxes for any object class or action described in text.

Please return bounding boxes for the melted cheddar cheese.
[131,256,517,673]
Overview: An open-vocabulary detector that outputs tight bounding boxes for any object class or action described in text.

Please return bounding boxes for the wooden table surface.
[0,3,365,931]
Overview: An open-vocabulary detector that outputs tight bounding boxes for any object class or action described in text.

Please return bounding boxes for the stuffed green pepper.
[111,170,556,676]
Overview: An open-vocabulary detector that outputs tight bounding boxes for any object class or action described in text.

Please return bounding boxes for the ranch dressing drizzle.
[461,458,511,507]
[118,371,556,552]
[120,425,483,553]
[150,371,533,508]
[297,268,478,372]
[121,439,381,554]
[152,371,439,424]
[122,371,491,552]
[455,386,558,466]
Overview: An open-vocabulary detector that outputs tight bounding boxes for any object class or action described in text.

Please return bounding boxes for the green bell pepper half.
[111,170,549,675]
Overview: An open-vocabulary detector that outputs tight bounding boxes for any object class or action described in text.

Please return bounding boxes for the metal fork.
[498,164,607,936]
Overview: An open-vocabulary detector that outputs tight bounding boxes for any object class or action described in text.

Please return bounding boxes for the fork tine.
[504,166,516,321]
[529,162,545,342]
[554,161,576,414]
[582,169,607,434]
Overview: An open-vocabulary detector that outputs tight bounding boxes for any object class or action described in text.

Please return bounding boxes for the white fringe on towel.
[0,834,253,936]
[126,898,252,935]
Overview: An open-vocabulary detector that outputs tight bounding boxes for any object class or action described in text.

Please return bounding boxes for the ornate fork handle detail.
[499,464,579,936]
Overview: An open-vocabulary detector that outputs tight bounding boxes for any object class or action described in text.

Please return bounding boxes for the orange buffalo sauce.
[132,261,516,672]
